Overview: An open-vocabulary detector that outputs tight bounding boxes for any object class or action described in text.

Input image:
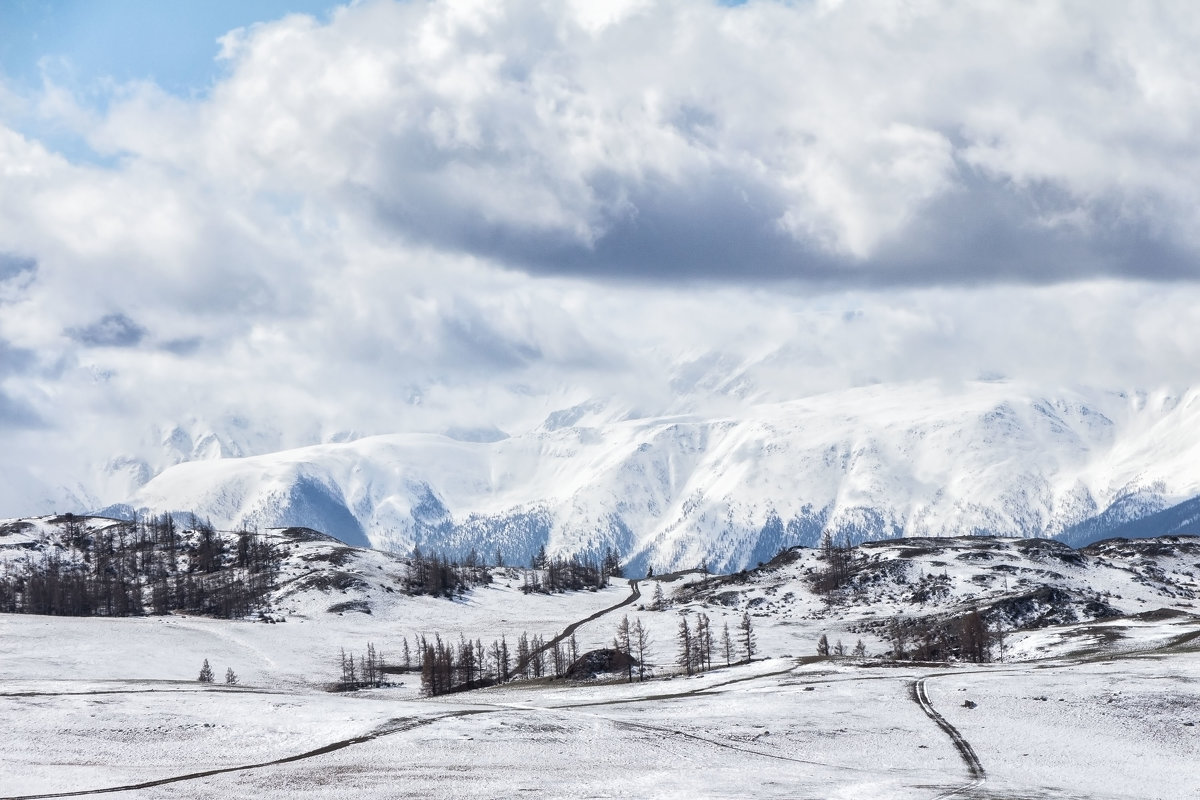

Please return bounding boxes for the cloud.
[4,1,1200,515]
[67,312,147,347]
[0,254,36,282]
[59,0,1200,286]
[0,339,36,376]
[0,390,45,429]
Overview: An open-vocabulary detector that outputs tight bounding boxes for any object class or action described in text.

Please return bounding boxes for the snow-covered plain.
[1,616,1196,799]
[3,518,1198,798]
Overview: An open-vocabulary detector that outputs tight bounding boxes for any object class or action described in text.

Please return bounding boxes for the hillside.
[4,513,1197,665]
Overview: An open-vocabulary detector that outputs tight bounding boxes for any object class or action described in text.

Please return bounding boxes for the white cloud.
[3,0,1200,514]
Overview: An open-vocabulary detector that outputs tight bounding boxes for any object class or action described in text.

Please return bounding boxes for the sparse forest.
[521,546,619,593]
[0,513,280,618]
[405,629,581,696]
[402,546,492,598]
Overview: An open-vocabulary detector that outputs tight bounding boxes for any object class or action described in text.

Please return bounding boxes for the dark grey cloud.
[367,164,1200,288]
[858,169,1200,288]
[67,313,147,348]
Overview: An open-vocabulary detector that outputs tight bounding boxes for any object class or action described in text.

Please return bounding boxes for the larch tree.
[677,616,693,676]
[616,615,633,682]
[739,612,756,662]
[651,583,665,611]
[632,617,651,681]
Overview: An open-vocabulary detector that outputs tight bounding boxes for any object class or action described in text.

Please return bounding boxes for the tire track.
[0,711,490,800]
[0,584,646,800]
[909,677,985,798]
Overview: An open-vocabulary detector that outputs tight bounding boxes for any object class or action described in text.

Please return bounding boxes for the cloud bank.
[2,0,1200,514]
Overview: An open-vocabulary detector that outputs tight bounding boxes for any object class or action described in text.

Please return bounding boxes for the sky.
[3,0,1200,514]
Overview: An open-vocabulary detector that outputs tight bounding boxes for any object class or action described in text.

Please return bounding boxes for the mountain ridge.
[90,381,1200,571]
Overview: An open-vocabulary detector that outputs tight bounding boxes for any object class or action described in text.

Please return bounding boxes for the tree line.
[403,545,621,598]
[885,607,999,663]
[402,547,493,598]
[401,630,583,696]
[676,611,755,676]
[521,551,614,594]
[0,514,280,618]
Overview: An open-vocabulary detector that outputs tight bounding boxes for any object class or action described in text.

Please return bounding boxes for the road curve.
[517,579,641,675]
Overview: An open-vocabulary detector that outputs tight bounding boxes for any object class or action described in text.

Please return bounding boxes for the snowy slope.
[101,381,1200,571]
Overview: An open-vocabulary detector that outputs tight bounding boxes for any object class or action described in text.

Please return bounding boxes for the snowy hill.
[674,534,1200,660]
[5,514,1196,653]
[95,381,1200,572]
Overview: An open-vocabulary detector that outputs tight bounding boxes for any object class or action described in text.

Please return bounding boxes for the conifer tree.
[616,615,633,682]
[678,616,693,676]
[198,658,214,683]
[739,612,756,661]
[633,617,652,681]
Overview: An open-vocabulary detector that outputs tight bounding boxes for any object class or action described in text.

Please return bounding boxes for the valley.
[1,516,1196,798]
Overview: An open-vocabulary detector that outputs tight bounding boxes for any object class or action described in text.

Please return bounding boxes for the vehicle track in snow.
[0,711,491,800]
[909,677,985,799]
[0,582,648,800]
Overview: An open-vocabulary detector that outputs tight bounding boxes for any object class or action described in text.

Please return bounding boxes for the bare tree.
[530,635,545,678]
[632,617,652,681]
[696,613,713,672]
[616,615,633,682]
[739,612,756,661]
[958,608,989,663]
[889,616,908,660]
[516,632,531,678]
[721,621,734,666]
[678,616,693,676]
[224,667,238,685]
[489,639,504,681]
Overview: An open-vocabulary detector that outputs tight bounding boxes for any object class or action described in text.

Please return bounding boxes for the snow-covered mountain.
[93,381,1200,572]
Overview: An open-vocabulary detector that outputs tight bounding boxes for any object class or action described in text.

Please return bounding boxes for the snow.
[3,620,1196,799]
[3,519,1199,798]
[98,381,1200,572]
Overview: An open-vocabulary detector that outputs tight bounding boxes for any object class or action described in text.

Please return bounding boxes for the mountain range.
[88,380,1200,573]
